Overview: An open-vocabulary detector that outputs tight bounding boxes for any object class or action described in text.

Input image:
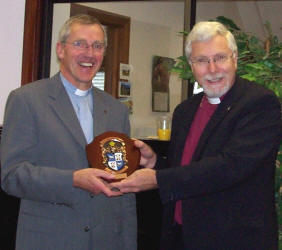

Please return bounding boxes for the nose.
[84,46,97,56]
[82,44,103,57]
[207,60,217,72]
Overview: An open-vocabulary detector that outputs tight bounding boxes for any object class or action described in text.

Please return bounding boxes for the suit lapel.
[92,89,109,137]
[193,79,242,159]
[46,73,86,147]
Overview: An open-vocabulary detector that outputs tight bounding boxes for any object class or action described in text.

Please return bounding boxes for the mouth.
[204,74,225,84]
[78,62,94,68]
[207,77,223,84]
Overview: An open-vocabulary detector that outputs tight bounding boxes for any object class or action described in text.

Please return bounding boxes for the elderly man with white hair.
[113,21,281,250]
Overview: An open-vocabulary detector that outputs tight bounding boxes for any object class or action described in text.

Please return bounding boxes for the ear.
[56,42,65,61]
[190,62,194,73]
[233,52,238,69]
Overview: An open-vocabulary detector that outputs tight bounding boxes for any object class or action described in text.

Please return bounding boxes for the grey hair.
[58,14,107,47]
[185,21,237,60]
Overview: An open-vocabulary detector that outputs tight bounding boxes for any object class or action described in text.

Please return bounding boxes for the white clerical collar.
[207,96,221,104]
[74,88,92,97]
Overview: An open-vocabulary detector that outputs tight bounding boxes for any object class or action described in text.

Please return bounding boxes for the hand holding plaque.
[86,131,140,181]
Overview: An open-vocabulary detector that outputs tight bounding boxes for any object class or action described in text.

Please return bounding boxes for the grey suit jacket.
[1,73,137,250]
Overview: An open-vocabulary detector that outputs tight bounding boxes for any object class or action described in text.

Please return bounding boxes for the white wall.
[196,0,282,41]
[0,0,25,124]
[50,4,71,75]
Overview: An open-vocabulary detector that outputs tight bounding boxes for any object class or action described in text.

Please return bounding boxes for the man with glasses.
[113,21,281,249]
[1,14,136,250]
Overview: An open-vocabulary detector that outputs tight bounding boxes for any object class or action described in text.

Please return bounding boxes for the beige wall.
[196,0,282,41]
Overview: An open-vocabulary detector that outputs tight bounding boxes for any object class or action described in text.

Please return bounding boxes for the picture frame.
[120,63,132,80]
[119,81,131,97]
[151,56,175,112]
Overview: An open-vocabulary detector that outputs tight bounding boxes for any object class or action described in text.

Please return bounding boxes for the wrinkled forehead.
[66,23,105,44]
[191,35,232,56]
[70,23,103,34]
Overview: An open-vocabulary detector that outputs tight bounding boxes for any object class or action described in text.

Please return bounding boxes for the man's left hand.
[111,168,158,193]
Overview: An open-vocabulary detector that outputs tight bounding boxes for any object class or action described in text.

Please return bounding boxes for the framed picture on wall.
[120,63,132,80]
[152,92,169,112]
[152,56,175,112]
[119,81,131,97]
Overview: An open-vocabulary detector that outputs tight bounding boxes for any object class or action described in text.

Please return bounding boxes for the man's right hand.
[73,168,122,197]
[133,140,157,169]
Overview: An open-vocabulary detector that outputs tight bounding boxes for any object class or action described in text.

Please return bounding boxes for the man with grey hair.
[1,14,136,250]
[113,21,281,249]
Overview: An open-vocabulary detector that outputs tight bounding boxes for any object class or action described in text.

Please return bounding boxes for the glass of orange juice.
[157,116,171,141]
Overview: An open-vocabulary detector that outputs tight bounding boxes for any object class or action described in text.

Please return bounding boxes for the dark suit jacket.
[1,73,137,250]
[156,76,281,250]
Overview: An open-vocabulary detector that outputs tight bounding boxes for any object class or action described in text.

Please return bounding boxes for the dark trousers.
[160,223,185,250]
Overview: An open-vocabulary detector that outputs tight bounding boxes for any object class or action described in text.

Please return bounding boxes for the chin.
[203,85,230,98]
[78,74,95,82]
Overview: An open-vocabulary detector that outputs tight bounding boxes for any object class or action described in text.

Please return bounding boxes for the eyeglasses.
[190,53,234,66]
[64,40,105,52]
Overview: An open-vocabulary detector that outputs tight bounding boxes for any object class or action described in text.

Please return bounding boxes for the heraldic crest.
[101,137,128,176]
[86,131,141,181]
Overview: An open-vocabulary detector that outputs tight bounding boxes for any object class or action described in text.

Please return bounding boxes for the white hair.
[185,21,237,60]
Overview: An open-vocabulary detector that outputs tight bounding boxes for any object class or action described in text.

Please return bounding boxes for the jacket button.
[89,193,94,198]
[84,226,90,232]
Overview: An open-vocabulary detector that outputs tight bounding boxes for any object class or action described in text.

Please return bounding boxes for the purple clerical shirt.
[174,95,219,224]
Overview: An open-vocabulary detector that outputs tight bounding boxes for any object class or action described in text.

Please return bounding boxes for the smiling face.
[190,35,237,98]
[56,23,105,90]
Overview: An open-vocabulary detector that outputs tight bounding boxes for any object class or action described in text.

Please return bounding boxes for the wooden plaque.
[86,131,140,181]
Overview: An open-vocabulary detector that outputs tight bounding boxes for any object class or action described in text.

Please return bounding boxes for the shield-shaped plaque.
[86,131,140,181]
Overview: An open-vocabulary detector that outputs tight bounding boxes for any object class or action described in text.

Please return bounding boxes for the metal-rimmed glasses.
[190,53,234,67]
[64,40,105,52]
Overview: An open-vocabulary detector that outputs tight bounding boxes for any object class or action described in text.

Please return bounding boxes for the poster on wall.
[119,81,131,97]
[119,63,133,113]
[120,63,133,80]
[151,56,175,112]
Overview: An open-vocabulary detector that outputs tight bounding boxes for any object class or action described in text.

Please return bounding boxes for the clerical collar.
[207,96,221,104]
[75,88,92,97]
[60,73,92,97]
